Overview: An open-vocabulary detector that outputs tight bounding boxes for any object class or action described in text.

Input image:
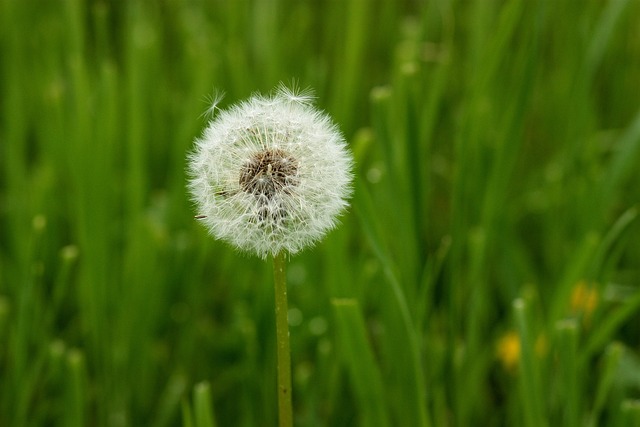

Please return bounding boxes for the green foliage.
[1,0,640,426]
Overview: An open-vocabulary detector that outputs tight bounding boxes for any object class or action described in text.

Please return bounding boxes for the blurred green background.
[2,0,640,426]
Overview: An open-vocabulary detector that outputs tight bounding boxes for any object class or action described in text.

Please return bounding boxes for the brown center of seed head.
[239,149,298,199]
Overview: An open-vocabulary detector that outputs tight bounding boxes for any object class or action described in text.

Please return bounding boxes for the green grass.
[2,0,640,426]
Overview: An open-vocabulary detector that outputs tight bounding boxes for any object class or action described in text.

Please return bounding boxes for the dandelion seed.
[200,89,225,120]
[276,82,315,105]
[187,85,353,258]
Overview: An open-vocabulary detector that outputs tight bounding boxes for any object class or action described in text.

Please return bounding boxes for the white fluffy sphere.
[188,86,353,258]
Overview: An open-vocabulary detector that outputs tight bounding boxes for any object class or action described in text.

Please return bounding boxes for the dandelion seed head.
[188,86,353,258]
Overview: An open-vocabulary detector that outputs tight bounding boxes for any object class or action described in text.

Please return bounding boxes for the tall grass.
[1,0,640,426]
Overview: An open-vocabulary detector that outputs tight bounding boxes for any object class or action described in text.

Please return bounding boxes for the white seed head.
[188,86,354,258]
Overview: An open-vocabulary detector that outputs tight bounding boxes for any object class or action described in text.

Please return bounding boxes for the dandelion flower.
[570,281,599,317]
[188,85,353,258]
[496,331,521,372]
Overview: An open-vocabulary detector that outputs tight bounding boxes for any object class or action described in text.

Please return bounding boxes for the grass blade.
[332,299,390,427]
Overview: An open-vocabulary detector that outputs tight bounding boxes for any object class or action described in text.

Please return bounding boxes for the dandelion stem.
[272,252,293,427]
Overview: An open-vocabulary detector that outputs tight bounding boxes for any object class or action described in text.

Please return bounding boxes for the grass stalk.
[556,320,580,427]
[514,298,547,427]
[332,299,390,427]
[193,382,217,427]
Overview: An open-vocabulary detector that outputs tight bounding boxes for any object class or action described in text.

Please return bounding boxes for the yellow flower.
[497,331,520,372]
[496,331,547,372]
[570,280,599,323]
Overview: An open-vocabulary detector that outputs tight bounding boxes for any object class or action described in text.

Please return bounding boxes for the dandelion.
[497,330,521,372]
[188,84,353,259]
[570,280,599,324]
[496,330,548,373]
[187,85,353,427]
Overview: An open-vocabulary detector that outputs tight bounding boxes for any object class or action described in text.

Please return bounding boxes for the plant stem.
[272,252,293,427]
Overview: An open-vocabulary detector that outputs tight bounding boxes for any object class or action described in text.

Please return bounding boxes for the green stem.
[272,252,293,427]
